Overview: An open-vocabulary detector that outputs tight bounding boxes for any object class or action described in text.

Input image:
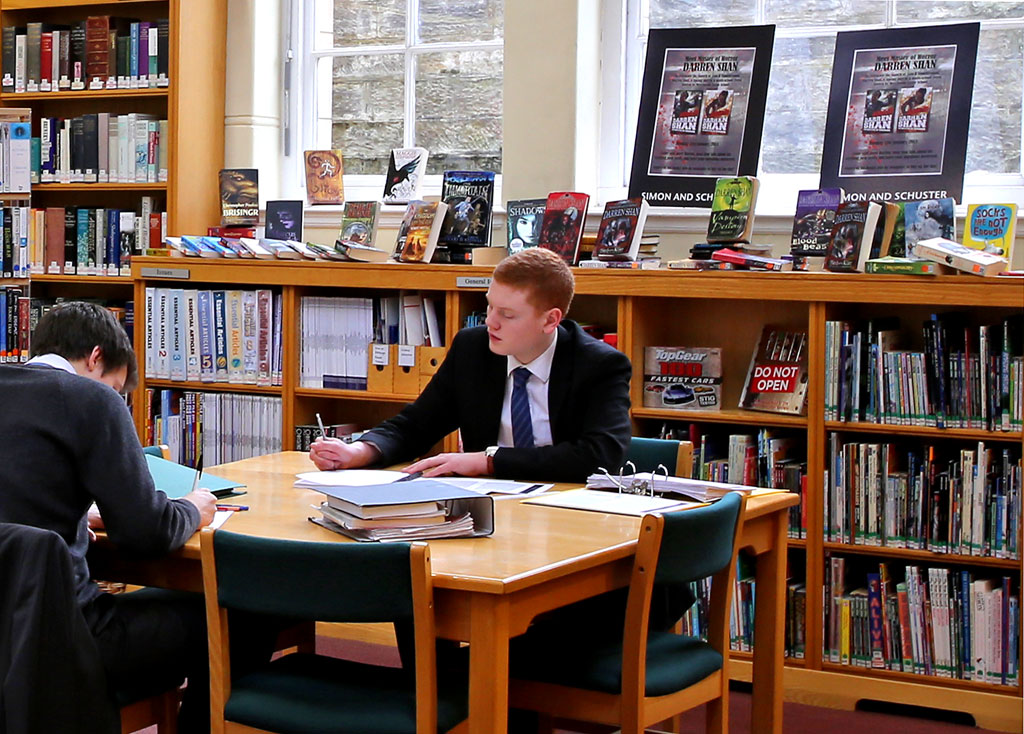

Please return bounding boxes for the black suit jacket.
[362,320,631,482]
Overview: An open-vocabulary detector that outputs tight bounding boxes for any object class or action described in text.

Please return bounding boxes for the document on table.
[209,510,235,530]
[294,469,407,488]
[523,488,703,516]
[432,477,552,495]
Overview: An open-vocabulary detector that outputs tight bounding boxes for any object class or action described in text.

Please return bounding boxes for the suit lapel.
[479,347,507,442]
[547,323,573,441]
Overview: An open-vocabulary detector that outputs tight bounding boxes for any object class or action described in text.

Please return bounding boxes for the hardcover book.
[594,198,650,261]
[399,201,448,264]
[218,168,259,226]
[963,203,1016,261]
[303,149,344,205]
[265,200,303,242]
[790,188,843,256]
[706,176,759,243]
[538,191,590,265]
[825,201,882,272]
[505,198,546,254]
[903,197,955,255]
[333,240,390,263]
[337,201,381,246]
[643,346,722,410]
[382,146,428,204]
[439,170,495,248]
[739,327,809,415]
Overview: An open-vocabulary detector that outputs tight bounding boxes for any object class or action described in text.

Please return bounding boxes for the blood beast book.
[264,200,303,242]
[538,191,590,265]
[594,198,650,261]
[303,149,344,205]
[825,201,882,273]
[382,146,428,204]
[739,327,809,415]
[706,176,759,243]
[337,201,381,247]
[903,198,955,255]
[643,346,722,410]
[439,170,495,259]
[218,168,259,226]
[963,203,1017,261]
[505,198,546,254]
[790,188,844,257]
[399,201,448,264]
[670,90,703,135]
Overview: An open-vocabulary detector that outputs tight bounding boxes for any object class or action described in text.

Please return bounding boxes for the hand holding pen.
[183,453,217,526]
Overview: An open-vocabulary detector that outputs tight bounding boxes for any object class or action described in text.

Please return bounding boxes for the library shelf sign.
[819,23,979,204]
[628,25,774,208]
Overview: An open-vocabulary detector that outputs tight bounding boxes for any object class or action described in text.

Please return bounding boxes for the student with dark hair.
[0,301,218,732]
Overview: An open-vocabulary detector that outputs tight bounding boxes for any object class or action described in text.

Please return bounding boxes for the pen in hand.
[316,413,327,439]
[190,453,204,495]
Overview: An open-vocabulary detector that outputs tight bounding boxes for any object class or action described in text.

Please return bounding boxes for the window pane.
[966,27,1023,174]
[649,0,756,28]
[330,54,405,175]
[897,1,1024,23]
[765,0,885,27]
[418,0,503,44]
[760,35,836,174]
[330,0,406,48]
[415,49,503,173]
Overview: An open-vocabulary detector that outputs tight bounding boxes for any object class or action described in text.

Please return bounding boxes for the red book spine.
[18,296,29,359]
[40,33,52,83]
[149,212,162,247]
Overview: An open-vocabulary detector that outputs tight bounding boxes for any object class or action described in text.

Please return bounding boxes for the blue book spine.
[76,208,89,271]
[159,388,171,445]
[129,23,139,81]
[213,290,228,381]
[960,570,973,678]
[106,209,119,272]
[197,290,214,381]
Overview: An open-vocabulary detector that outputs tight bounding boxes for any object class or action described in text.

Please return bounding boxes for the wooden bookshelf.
[128,258,1022,731]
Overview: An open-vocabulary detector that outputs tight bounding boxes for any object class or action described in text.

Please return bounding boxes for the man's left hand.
[404,452,490,478]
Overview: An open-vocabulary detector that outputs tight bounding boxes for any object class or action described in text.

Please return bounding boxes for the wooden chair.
[200,529,468,734]
[508,493,745,734]
[626,436,694,478]
[118,690,180,734]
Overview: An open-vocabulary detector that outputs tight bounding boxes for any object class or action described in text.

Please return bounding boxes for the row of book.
[0,122,30,193]
[144,389,282,468]
[0,286,28,362]
[293,422,358,453]
[0,206,28,278]
[35,114,168,184]
[2,17,170,94]
[825,559,1019,686]
[825,438,1021,560]
[825,315,1024,431]
[30,204,164,277]
[143,288,283,387]
[298,293,444,390]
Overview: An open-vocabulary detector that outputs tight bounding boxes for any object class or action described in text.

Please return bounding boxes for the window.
[287,0,503,202]
[609,0,1024,211]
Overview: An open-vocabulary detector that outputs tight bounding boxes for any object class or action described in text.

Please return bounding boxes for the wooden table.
[89,452,798,734]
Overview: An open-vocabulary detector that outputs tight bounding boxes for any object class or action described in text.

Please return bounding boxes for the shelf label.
[397,345,416,367]
[140,267,190,280]
[371,343,389,366]
[456,276,491,289]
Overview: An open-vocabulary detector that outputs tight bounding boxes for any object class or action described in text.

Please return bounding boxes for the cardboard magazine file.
[366,343,394,393]
[418,346,446,391]
[392,344,421,395]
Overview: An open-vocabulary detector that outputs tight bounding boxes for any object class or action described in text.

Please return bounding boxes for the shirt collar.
[25,353,78,375]
[506,331,558,383]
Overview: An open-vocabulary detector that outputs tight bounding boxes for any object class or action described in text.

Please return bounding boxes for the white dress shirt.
[497,333,558,448]
[25,353,77,374]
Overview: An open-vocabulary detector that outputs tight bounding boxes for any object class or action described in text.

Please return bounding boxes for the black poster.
[819,23,979,204]
[628,26,774,208]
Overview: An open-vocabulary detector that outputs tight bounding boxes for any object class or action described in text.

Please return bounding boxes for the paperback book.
[218,168,259,226]
[963,203,1016,261]
[505,198,546,254]
[303,149,344,205]
[337,201,381,247]
[914,237,1009,277]
[399,201,448,263]
[382,146,428,204]
[643,346,722,410]
[593,198,650,261]
[790,188,843,257]
[264,200,303,242]
[439,170,495,248]
[825,201,882,272]
[903,197,955,256]
[538,191,590,265]
[706,176,759,243]
[739,327,809,415]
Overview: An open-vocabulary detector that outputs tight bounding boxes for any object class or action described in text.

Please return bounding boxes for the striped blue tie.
[511,367,535,449]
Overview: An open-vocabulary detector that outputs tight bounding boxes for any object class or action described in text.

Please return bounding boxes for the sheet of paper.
[209,510,234,530]
[523,488,701,516]
[433,477,552,495]
[294,469,407,487]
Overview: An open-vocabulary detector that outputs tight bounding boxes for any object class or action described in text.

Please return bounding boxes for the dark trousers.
[83,588,283,734]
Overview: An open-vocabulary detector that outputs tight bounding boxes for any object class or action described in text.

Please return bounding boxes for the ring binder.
[596,461,670,497]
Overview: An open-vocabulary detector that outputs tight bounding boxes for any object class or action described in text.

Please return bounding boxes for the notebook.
[146,454,246,499]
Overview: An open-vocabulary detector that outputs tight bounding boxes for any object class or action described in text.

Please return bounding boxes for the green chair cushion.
[510,630,722,697]
[225,653,467,734]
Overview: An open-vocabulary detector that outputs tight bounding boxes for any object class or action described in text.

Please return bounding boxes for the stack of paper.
[585,473,756,502]
[295,469,407,488]
[523,488,699,516]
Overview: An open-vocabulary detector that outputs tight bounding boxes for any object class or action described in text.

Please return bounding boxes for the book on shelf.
[333,239,390,263]
[642,346,722,410]
[337,201,381,248]
[264,200,303,242]
[292,423,359,453]
[710,247,790,271]
[0,286,30,362]
[304,150,344,205]
[219,168,259,226]
[398,201,448,264]
[914,237,1009,277]
[864,256,950,275]
[666,258,734,271]
[825,201,882,273]
[706,176,759,244]
[439,170,496,256]
[877,202,905,257]
[36,113,167,184]
[904,198,956,256]
[237,237,275,260]
[963,203,1016,262]
[739,327,809,415]
[258,238,303,260]
[505,197,546,254]
[593,198,649,261]
[538,191,590,265]
[382,146,428,204]
[790,188,844,258]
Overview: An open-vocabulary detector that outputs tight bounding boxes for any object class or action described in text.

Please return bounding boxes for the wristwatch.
[484,445,499,474]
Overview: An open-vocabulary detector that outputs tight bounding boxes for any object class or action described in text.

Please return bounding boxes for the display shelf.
[633,406,808,428]
[0,87,169,101]
[145,379,283,395]
[822,542,1020,569]
[293,387,416,403]
[825,421,1023,442]
[820,661,1021,694]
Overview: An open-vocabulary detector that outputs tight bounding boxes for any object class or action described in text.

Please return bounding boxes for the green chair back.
[212,531,415,623]
[654,492,742,586]
[626,436,679,474]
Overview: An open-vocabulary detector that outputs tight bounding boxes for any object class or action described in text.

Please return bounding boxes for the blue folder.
[145,454,246,498]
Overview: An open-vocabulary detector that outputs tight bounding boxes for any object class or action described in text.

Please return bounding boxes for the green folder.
[145,454,246,499]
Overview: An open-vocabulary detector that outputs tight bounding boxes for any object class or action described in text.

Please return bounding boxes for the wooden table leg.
[751,511,787,734]
[468,594,511,734]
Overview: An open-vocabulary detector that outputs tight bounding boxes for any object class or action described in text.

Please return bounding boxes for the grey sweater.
[0,364,199,607]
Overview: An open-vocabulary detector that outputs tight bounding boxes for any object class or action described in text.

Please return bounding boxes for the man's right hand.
[183,488,218,527]
[309,437,379,471]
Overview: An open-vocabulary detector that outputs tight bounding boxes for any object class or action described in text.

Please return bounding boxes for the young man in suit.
[0,302,218,732]
[310,246,632,482]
